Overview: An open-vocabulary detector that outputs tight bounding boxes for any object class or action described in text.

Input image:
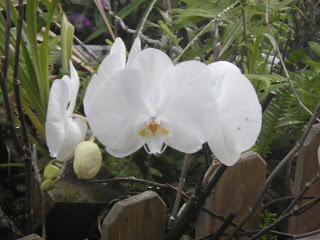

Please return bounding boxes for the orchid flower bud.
[43,162,61,180]
[73,141,102,180]
[41,179,56,192]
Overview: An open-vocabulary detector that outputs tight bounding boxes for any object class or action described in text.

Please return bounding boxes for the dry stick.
[248,194,320,240]
[174,0,240,64]
[227,104,320,239]
[0,0,23,155]
[91,176,169,188]
[211,213,236,240]
[111,11,172,50]
[169,154,193,226]
[31,145,47,240]
[265,0,319,122]
[165,163,228,240]
[263,196,315,210]
[261,91,276,112]
[281,172,320,217]
[12,0,33,233]
[93,0,115,40]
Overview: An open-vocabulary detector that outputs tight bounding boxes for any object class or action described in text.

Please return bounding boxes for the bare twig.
[169,154,193,226]
[174,1,240,63]
[93,0,115,40]
[31,145,46,240]
[165,153,228,240]
[211,213,236,240]
[281,172,320,216]
[11,0,33,233]
[91,176,169,188]
[248,194,320,240]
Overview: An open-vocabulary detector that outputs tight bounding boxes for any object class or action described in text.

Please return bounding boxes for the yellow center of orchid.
[138,119,170,138]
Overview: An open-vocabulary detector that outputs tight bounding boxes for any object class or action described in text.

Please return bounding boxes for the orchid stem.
[135,0,157,39]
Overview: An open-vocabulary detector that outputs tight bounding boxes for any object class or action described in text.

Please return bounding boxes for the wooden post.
[289,123,320,234]
[101,191,166,240]
[196,151,267,239]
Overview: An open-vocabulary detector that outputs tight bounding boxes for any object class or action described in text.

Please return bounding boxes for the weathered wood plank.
[16,234,43,240]
[289,123,320,234]
[196,151,267,239]
[101,191,166,240]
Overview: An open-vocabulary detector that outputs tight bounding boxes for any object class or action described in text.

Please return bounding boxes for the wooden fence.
[100,123,320,239]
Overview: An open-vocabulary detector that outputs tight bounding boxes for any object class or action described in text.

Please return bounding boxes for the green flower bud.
[41,179,56,191]
[73,141,102,180]
[44,163,60,180]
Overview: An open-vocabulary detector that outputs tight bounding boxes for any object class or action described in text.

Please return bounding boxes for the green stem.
[135,0,157,39]
[0,163,26,168]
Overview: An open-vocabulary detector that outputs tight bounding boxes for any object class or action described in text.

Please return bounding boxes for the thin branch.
[169,154,193,226]
[31,145,46,240]
[12,0,33,233]
[166,161,228,240]
[228,104,320,239]
[93,0,115,40]
[174,0,240,63]
[281,172,320,216]
[248,194,320,240]
[211,213,236,240]
[91,176,169,188]
[135,0,157,39]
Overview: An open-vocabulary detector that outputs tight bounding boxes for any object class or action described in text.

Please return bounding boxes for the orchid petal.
[46,77,70,122]
[207,122,241,166]
[98,37,126,77]
[45,77,71,155]
[127,38,141,65]
[161,61,219,153]
[56,117,87,161]
[128,48,173,112]
[85,68,147,158]
[84,38,126,107]
[145,135,166,155]
[67,61,80,115]
[208,61,262,153]
[45,121,65,158]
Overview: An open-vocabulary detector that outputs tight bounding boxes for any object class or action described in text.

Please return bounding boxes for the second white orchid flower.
[45,62,87,161]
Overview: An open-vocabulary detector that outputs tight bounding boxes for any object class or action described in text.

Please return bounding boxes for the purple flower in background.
[69,13,93,32]
[100,0,110,9]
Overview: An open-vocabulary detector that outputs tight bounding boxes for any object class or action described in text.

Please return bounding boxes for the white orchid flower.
[45,62,87,161]
[206,61,262,166]
[84,37,141,108]
[84,45,220,157]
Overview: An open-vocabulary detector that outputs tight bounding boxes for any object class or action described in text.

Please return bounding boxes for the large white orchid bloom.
[84,37,141,109]
[84,47,220,158]
[206,61,262,166]
[45,62,87,161]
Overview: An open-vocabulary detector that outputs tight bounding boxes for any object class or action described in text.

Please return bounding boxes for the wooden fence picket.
[101,191,166,240]
[288,123,320,234]
[196,151,267,239]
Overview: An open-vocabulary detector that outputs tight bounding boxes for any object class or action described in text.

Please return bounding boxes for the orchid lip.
[135,115,171,155]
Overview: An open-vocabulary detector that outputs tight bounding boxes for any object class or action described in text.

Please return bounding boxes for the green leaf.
[309,42,320,57]
[61,14,74,74]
